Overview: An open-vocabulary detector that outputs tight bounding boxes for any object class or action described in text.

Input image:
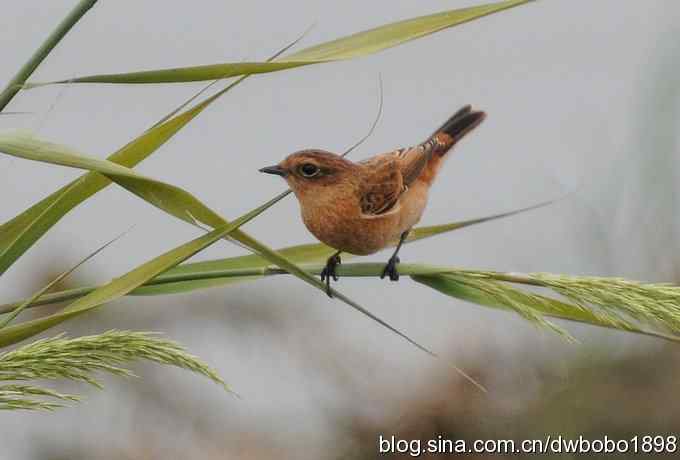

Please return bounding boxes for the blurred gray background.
[1,1,680,458]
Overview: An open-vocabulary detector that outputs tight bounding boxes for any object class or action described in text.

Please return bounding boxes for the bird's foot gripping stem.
[320,252,342,297]
[380,255,401,282]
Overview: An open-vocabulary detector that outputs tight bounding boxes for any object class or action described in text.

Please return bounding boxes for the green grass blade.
[285,0,531,61]
[0,134,306,287]
[0,193,287,348]
[0,241,336,312]
[27,0,533,86]
[0,131,232,226]
[0,0,99,110]
[0,231,125,329]
[1,287,95,313]
[0,35,298,277]
[129,277,259,296]
[0,101,206,276]
[407,200,554,241]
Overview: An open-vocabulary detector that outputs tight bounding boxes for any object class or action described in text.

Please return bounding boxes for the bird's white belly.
[398,181,429,231]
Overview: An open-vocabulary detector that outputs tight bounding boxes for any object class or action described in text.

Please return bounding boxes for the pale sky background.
[1,1,679,458]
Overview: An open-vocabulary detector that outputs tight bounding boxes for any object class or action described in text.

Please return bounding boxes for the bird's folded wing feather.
[358,156,404,215]
[398,140,439,186]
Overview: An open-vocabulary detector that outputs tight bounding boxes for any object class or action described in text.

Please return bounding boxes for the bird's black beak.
[259,165,288,177]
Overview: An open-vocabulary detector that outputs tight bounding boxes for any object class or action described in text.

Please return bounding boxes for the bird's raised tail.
[407,106,485,186]
[430,105,486,156]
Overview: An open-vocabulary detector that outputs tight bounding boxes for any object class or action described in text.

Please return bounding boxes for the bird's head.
[259,149,357,200]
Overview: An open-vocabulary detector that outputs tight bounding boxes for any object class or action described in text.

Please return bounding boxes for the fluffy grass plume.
[417,270,680,340]
[0,330,228,411]
[526,272,680,332]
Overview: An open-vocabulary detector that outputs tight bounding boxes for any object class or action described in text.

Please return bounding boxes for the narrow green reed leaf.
[0,102,203,276]
[1,287,93,313]
[284,0,532,61]
[0,193,287,348]
[0,35,299,277]
[128,277,261,296]
[27,0,534,86]
[0,230,125,329]
[0,131,234,226]
[0,0,99,110]
[406,200,554,242]
[0,204,549,312]
[0,241,334,312]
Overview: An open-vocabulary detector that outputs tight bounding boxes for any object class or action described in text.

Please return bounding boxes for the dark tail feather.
[430,105,486,155]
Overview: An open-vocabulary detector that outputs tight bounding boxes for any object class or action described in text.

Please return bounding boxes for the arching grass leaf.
[0,0,99,110]
[0,36,299,277]
[0,193,286,348]
[0,230,124,328]
[27,0,534,86]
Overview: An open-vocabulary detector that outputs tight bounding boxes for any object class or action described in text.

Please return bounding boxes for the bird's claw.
[380,256,400,281]
[321,254,341,297]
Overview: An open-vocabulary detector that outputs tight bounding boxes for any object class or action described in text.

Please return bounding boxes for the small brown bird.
[260,105,486,296]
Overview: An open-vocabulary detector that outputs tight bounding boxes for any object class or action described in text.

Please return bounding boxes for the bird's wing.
[358,155,405,216]
[396,143,435,186]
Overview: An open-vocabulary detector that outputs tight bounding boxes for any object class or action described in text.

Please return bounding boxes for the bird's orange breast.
[299,181,429,255]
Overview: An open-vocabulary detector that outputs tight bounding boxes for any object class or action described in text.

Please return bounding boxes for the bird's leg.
[381,230,410,282]
[320,251,342,297]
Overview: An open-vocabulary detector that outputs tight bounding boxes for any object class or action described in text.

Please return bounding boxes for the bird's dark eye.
[299,163,320,178]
